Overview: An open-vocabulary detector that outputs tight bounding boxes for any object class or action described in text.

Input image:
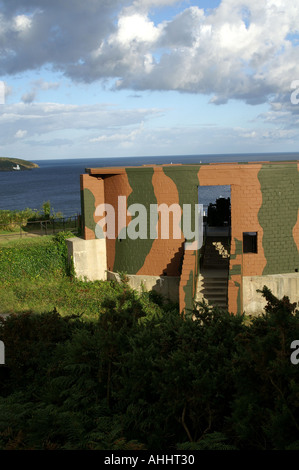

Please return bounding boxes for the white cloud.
[14,129,27,139]
[0,0,299,154]
[59,0,299,116]
[0,102,161,148]
[90,121,144,143]
[116,14,160,44]
[13,15,32,33]
[1,0,298,109]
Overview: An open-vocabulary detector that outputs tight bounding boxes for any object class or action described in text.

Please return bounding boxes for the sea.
[0,152,298,216]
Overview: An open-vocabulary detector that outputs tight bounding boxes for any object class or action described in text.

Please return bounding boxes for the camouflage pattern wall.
[80,161,299,315]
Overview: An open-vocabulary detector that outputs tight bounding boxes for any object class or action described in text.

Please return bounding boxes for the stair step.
[202,288,227,292]
[204,296,228,302]
[202,282,227,287]
[204,282,226,286]
[196,233,230,308]
[197,289,227,295]
[199,289,227,297]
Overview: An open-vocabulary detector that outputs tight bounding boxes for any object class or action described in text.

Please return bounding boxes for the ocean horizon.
[32,151,299,165]
[1,152,298,216]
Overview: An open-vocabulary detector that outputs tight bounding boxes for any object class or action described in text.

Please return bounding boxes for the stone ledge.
[243,273,299,316]
[107,271,179,303]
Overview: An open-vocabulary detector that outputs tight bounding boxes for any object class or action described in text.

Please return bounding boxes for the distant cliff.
[0,157,39,171]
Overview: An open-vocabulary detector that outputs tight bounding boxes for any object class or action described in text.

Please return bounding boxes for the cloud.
[0,0,299,116]
[21,90,37,104]
[0,102,161,147]
[25,137,73,147]
[0,0,125,74]
[1,101,299,158]
[21,79,60,103]
[90,121,144,144]
[62,0,299,111]
[14,129,27,139]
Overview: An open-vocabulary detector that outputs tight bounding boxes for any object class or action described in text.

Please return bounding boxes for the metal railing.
[0,215,81,239]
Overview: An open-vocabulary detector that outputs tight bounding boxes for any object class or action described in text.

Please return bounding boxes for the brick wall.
[81,161,299,315]
[179,248,199,315]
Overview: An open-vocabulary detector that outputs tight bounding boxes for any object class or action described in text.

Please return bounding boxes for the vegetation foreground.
[0,234,299,450]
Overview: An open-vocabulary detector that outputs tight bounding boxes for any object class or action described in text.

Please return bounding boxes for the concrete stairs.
[196,272,228,310]
[195,233,230,310]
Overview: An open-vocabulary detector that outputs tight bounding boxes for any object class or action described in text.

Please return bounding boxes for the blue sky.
[0,0,299,161]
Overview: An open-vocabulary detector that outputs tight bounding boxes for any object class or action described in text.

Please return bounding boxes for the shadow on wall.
[106,271,180,304]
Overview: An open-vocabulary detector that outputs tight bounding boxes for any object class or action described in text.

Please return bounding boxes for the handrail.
[0,215,81,239]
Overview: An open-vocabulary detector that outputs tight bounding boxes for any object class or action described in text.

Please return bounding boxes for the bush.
[0,286,298,450]
[0,236,67,281]
[0,202,62,232]
[0,209,36,231]
[0,309,83,393]
[230,286,299,450]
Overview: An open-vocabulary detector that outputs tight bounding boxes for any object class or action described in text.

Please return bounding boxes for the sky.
[0,0,299,161]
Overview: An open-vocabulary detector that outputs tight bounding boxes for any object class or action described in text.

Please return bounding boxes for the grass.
[0,276,124,320]
[0,234,156,321]
[0,206,78,238]
[0,232,43,244]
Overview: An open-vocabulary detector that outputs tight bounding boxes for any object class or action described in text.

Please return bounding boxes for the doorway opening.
[196,185,231,310]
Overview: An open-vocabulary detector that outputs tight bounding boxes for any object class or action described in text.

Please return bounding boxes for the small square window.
[243,232,258,254]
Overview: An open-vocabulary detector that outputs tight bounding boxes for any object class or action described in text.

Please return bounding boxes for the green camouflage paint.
[234,280,241,315]
[80,160,299,315]
[163,165,201,244]
[113,167,157,274]
[183,268,194,314]
[229,238,242,278]
[258,163,299,275]
[83,188,97,235]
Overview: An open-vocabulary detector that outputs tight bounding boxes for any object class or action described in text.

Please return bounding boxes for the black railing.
[0,215,81,239]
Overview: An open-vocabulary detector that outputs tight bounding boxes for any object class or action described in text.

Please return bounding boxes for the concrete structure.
[107,271,179,303]
[243,273,299,315]
[72,160,299,315]
[67,237,107,282]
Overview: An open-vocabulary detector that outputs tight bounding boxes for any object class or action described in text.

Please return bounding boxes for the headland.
[0,157,39,171]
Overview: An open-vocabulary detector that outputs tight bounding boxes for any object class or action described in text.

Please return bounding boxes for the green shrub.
[0,202,63,233]
[0,209,37,231]
[0,286,298,450]
[0,309,83,393]
[0,237,66,281]
[52,231,75,276]
[114,301,245,449]
[230,286,299,450]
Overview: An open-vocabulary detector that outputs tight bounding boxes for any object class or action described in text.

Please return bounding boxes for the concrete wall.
[67,237,107,282]
[81,161,299,315]
[243,273,299,316]
[107,271,179,303]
